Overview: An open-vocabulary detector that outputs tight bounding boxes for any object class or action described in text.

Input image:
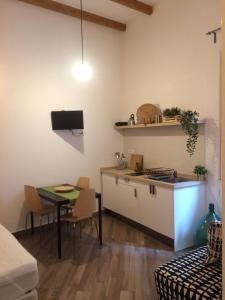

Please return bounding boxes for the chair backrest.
[76,177,90,189]
[73,189,95,220]
[24,185,43,213]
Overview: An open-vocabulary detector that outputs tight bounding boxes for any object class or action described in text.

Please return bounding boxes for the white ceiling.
[58,0,156,23]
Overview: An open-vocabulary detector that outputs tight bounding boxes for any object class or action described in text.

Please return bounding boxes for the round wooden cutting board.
[54,185,74,193]
[136,103,161,124]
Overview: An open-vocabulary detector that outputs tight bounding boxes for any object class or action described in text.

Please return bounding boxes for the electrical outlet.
[128,149,135,154]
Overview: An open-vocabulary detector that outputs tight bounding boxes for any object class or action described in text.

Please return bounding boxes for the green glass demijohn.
[195,203,221,246]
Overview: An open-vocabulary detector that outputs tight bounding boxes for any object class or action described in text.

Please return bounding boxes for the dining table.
[30,184,102,259]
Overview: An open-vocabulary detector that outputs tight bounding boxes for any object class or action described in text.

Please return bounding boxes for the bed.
[155,246,222,300]
[0,224,39,300]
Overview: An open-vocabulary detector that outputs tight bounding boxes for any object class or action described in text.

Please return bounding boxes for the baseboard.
[13,223,52,238]
[104,208,174,248]
[13,212,100,238]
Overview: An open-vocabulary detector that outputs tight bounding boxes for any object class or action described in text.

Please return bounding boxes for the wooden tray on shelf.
[136,103,161,124]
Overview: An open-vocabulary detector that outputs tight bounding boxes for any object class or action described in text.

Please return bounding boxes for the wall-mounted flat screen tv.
[51,111,84,130]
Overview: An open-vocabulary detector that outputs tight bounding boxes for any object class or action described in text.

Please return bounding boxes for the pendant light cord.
[80,0,84,64]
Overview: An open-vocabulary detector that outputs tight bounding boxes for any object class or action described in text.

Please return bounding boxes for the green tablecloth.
[41,185,80,201]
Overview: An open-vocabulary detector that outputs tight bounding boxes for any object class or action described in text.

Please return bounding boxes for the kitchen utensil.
[114,152,121,160]
[128,114,135,126]
[129,154,143,170]
[114,152,127,169]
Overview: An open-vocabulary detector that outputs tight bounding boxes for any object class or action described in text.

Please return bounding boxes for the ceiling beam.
[18,0,127,31]
[110,0,153,15]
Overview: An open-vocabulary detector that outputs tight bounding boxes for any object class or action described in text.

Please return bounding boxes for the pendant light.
[72,0,93,81]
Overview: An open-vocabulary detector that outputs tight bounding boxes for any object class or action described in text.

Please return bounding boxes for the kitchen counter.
[100,167,204,189]
[101,167,206,251]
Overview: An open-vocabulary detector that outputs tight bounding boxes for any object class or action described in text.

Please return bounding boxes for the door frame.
[221,0,225,297]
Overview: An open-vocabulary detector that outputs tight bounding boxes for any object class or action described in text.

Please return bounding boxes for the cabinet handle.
[149,184,154,194]
[152,185,157,196]
[115,177,118,185]
[149,184,156,195]
[134,188,137,198]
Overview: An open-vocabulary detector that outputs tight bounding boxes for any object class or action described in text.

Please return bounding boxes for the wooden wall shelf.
[114,120,204,130]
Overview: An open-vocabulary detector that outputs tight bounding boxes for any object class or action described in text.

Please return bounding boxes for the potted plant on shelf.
[180,110,199,156]
[162,107,181,122]
[193,165,207,180]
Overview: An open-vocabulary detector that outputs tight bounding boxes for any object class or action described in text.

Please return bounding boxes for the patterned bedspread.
[155,246,222,300]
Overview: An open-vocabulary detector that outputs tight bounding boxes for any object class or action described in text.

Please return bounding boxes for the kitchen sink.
[126,170,192,184]
[159,177,191,183]
[145,176,192,183]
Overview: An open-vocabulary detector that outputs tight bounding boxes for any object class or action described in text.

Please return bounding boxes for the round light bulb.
[72,61,93,81]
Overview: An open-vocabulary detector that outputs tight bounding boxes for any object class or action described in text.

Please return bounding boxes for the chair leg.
[50,213,55,252]
[39,215,43,244]
[40,215,43,229]
[79,222,82,239]
[47,214,50,230]
[52,212,55,231]
[25,213,28,233]
[93,218,99,239]
[90,218,94,234]
[66,221,69,235]
[68,222,71,237]
[73,223,76,259]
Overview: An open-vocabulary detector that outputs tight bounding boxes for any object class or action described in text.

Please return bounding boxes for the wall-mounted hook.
[206,27,221,44]
[212,31,217,43]
[71,129,83,136]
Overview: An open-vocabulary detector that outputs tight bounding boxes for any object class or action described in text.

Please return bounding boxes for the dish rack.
[143,168,175,180]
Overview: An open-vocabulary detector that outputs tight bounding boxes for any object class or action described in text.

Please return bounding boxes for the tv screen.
[51,111,84,130]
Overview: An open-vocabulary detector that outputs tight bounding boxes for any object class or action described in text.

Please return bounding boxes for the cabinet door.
[174,185,206,251]
[102,174,120,213]
[136,182,174,239]
[117,178,138,222]
[102,174,138,221]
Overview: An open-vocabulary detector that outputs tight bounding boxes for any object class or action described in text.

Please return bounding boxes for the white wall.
[0,0,123,232]
[121,0,221,213]
[0,0,221,232]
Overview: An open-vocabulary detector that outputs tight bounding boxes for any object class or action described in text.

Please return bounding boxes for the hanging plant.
[180,110,199,156]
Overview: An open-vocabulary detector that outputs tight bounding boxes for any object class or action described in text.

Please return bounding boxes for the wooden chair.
[24,185,55,232]
[62,177,90,213]
[61,189,98,252]
[76,177,90,189]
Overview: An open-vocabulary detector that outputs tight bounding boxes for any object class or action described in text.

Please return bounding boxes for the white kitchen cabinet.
[134,181,174,240]
[102,173,206,251]
[173,185,206,250]
[117,177,139,222]
[102,174,138,221]
[101,173,120,213]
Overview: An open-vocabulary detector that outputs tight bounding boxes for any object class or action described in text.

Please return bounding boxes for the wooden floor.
[18,213,175,300]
